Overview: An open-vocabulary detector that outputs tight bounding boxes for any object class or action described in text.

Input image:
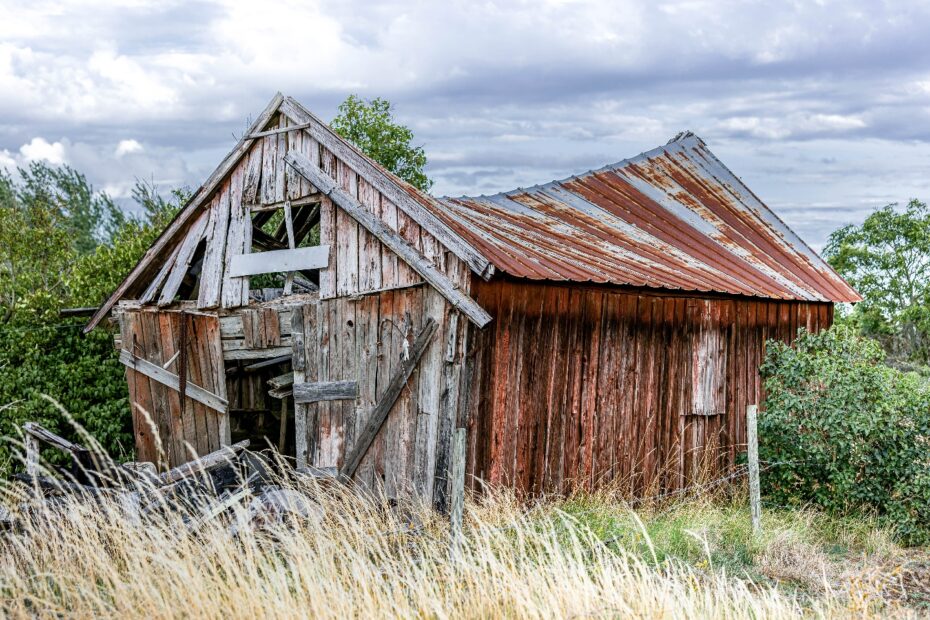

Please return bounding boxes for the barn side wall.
[464,279,833,496]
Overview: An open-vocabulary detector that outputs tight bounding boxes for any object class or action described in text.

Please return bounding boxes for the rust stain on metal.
[432,133,860,303]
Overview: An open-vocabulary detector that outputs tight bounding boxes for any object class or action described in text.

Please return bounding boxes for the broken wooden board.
[119,349,228,413]
[228,245,330,278]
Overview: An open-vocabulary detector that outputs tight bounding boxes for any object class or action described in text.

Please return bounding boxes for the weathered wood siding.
[144,110,470,309]
[297,281,470,508]
[316,144,469,300]
[120,309,228,468]
[465,280,833,496]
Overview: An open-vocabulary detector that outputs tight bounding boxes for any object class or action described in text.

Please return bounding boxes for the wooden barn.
[85,93,859,507]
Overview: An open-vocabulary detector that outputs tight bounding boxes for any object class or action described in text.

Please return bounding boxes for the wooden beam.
[248,122,312,139]
[245,193,320,212]
[293,381,358,404]
[24,422,87,455]
[159,439,250,484]
[223,346,292,362]
[284,152,493,328]
[340,319,437,479]
[228,245,329,278]
[243,354,291,371]
[279,97,493,280]
[84,92,285,333]
[119,349,229,413]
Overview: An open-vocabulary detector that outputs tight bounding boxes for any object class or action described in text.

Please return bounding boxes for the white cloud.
[19,137,65,164]
[0,149,15,173]
[115,139,143,157]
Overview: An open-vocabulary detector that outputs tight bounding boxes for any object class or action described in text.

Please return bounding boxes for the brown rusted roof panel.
[433,133,860,303]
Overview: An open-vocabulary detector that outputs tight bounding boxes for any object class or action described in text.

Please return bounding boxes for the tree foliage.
[824,199,930,365]
[0,166,184,474]
[760,327,930,545]
[330,94,433,192]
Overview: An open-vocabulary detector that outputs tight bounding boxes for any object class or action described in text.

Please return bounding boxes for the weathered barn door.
[293,286,461,504]
[119,309,229,468]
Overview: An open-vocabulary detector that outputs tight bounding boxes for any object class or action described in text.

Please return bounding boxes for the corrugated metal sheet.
[428,133,860,303]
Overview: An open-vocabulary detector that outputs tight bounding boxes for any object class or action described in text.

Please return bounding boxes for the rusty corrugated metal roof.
[427,132,860,303]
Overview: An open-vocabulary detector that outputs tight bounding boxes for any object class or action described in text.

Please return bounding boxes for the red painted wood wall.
[465,279,833,496]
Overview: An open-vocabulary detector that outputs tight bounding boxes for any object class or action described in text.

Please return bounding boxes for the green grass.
[547,491,901,593]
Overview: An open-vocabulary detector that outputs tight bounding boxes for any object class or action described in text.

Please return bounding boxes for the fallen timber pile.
[1,422,336,535]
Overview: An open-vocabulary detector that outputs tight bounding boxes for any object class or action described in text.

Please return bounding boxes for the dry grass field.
[1,469,928,620]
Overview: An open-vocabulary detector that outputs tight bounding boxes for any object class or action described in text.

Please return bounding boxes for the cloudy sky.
[2,0,930,249]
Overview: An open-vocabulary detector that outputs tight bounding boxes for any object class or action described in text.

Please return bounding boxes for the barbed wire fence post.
[746,404,762,536]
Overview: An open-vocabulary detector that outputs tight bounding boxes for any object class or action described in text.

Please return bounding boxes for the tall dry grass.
[0,467,917,620]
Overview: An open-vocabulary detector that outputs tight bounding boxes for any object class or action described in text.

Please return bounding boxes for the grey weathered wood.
[279,97,493,280]
[197,186,231,309]
[85,92,284,332]
[158,212,209,306]
[242,353,292,371]
[285,152,493,328]
[221,311,294,340]
[293,380,358,404]
[267,372,294,390]
[222,162,251,308]
[159,439,249,484]
[340,319,438,479]
[747,404,762,536]
[119,349,228,413]
[449,427,466,545]
[245,193,319,212]
[228,245,329,277]
[248,122,312,139]
[24,422,87,455]
[223,346,292,362]
[278,398,288,453]
[140,242,182,304]
[24,432,39,478]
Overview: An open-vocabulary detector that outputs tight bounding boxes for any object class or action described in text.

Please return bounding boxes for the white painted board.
[228,245,329,278]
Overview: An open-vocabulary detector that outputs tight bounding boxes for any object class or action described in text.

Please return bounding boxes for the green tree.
[0,170,74,324]
[17,162,124,254]
[331,94,433,192]
[0,172,186,475]
[824,199,930,365]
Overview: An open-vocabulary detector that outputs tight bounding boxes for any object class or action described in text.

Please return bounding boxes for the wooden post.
[449,428,466,551]
[278,397,288,453]
[24,432,39,479]
[747,404,762,536]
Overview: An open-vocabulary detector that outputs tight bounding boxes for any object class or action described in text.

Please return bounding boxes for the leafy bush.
[0,169,183,476]
[759,326,930,544]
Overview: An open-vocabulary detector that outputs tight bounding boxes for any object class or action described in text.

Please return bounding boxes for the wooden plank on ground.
[284,152,492,328]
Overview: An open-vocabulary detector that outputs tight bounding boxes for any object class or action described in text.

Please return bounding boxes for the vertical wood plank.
[222,159,250,308]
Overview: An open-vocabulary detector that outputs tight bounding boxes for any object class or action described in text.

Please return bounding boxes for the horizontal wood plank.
[228,245,329,278]
[293,380,358,404]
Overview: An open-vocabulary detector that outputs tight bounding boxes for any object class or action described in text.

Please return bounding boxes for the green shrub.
[759,326,930,544]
